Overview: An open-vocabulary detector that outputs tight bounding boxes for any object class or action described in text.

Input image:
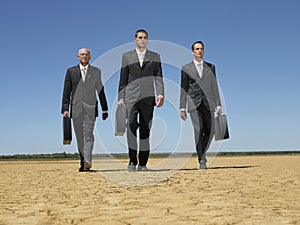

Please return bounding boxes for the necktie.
[139,53,144,67]
[197,63,203,78]
[82,68,87,82]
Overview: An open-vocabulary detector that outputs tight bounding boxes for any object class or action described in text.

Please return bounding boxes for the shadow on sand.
[86,165,257,173]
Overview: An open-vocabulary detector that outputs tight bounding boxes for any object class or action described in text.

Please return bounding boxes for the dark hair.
[135,29,148,38]
[191,41,204,50]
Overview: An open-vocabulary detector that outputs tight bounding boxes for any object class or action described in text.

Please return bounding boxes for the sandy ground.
[0,155,299,225]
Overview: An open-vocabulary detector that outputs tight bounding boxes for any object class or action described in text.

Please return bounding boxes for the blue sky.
[0,0,299,155]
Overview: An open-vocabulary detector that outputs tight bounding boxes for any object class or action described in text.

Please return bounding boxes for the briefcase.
[115,106,127,136]
[63,117,72,145]
[214,114,230,141]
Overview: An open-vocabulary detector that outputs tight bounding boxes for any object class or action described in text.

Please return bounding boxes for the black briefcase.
[115,106,126,136]
[214,114,230,141]
[63,117,72,145]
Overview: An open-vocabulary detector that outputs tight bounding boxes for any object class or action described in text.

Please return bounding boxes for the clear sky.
[1,0,299,155]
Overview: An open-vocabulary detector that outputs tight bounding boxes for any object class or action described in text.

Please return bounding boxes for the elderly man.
[62,48,108,171]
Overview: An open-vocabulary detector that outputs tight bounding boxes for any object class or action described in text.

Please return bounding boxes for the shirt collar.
[193,59,203,66]
[136,48,147,55]
[79,64,89,70]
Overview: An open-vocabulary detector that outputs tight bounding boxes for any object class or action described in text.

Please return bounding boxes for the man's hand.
[180,111,187,121]
[102,112,108,120]
[63,111,69,117]
[216,106,222,115]
[118,99,125,107]
[156,95,164,108]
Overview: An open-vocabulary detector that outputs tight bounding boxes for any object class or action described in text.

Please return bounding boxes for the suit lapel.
[74,65,82,82]
[130,49,149,69]
[85,66,92,82]
[188,62,201,81]
[202,62,210,76]
[142,50,150,68]
[129,50,140,68]
[189,61,211,81]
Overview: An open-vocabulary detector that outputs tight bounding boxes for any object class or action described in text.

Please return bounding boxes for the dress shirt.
[136,48,146,67]
[193,59,203,78]
[79,64,89,81]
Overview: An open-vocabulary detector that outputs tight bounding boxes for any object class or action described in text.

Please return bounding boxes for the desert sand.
[0,154,299,225]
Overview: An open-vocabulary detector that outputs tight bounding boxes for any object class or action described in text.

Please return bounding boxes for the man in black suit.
[180,41,222,170]
[118,29,164,171]
[62,48,108,172]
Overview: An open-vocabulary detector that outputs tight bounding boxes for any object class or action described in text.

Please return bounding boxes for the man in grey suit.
[62,48,108,172]
[180,41,222,170]
[118,29,164,171]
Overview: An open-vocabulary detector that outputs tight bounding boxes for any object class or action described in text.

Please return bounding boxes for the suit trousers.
[126,100,154,166]
[72,111,96,166]
[190,103,214,163]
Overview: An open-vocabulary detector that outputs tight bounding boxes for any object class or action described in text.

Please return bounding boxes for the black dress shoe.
[137,165,149,171]
[127,162,136,172]
[79,165,84,172]
[199,162,207,170]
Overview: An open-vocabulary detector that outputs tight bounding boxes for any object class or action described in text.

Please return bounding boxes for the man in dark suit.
[180,41,222,170]
[61,48,108,172]
[118,29,164,171]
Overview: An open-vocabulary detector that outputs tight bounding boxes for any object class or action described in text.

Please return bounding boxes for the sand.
[0,155,299,225]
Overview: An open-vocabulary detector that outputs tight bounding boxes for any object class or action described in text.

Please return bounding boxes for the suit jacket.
[118,50,164,107]
[180,61,221,112]
[61,64,108,118]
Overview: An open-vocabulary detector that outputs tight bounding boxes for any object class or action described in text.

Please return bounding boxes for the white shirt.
[79,64,89,81]
[193,59,203,78]
[136,48,146,67]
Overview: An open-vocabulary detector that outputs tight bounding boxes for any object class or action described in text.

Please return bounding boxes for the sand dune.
[0,155,299,225]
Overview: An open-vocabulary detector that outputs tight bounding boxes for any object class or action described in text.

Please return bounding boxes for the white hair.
[78,48,91,56]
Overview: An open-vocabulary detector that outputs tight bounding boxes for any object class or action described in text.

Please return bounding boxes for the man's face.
[78,48,91,66]
[192,43,204,60]
[135,32,148,49]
